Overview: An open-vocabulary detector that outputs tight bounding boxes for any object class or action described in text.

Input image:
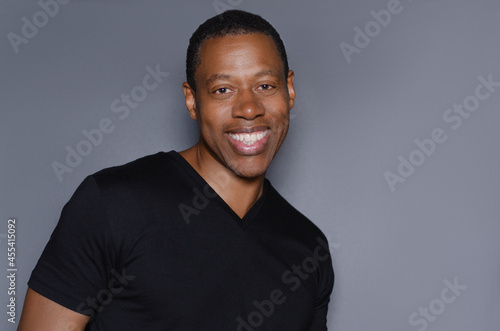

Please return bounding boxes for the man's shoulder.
[94,150,167,176]
[73,151,190,229]
[81,151,189,203]
[264,182,328,242]
[90,151,175,185]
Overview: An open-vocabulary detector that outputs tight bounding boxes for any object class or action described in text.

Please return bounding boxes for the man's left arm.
[308,242,334,330]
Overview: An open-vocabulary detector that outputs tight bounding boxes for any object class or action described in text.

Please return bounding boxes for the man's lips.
[228,130,269,146]
[226,127,270,154]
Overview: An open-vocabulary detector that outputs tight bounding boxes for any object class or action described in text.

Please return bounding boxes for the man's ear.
[287,70,296,110]
[182,82,197,120]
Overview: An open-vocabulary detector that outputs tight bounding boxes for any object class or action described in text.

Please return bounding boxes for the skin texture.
[18,288,89,330]
[180,33,295,218]
[18,32,295,329]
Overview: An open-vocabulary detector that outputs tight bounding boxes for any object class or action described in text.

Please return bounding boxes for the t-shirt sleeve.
[308,237,335,330]
[28,175,116,314]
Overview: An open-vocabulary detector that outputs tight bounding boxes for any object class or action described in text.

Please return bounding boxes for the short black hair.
[186,10,289,92]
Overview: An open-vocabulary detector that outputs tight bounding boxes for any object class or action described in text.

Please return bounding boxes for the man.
[19,10,334,330]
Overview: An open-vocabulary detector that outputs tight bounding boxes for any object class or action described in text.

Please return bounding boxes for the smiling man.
[19,10,334,330]
[180,31,294,219]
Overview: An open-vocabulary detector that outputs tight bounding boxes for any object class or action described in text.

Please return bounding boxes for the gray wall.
[1,0,499,330]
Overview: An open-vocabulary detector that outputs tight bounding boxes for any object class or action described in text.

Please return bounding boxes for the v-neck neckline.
[167,151,268,229]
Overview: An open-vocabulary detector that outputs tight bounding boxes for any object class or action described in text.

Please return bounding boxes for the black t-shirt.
[28,151,334,330]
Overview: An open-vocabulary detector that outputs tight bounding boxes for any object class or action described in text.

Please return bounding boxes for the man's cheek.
[275,113,289,129]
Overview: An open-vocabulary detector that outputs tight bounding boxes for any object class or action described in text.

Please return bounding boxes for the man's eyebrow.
[205,70,281,85]
[254,69,280,78]
[206,73,231,85]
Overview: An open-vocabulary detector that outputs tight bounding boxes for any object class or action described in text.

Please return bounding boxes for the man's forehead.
[199,32,275,55]
[196,33,285,82]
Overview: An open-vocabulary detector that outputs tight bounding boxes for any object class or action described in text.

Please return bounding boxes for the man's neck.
[179,144,265,219]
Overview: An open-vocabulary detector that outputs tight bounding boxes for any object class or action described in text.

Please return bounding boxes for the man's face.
[183,33,295,178]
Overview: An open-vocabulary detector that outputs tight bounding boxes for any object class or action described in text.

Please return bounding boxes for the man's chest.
[99,215,318,330]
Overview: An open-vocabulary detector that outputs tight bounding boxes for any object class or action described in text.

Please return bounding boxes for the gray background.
[1,0,499,330]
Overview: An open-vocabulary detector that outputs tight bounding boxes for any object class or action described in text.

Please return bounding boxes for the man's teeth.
[229,130,268,146]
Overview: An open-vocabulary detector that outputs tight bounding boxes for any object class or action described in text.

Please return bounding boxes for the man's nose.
[231,90,265,120]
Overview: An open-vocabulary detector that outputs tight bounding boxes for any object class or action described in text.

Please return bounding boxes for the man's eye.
[259,84,274,90]
[214,87,229,94]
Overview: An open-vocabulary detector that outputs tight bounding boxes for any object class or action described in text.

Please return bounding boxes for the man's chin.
[229,160,269,179]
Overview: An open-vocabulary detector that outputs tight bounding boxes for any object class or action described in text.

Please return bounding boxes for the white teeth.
[229,130,268,146]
